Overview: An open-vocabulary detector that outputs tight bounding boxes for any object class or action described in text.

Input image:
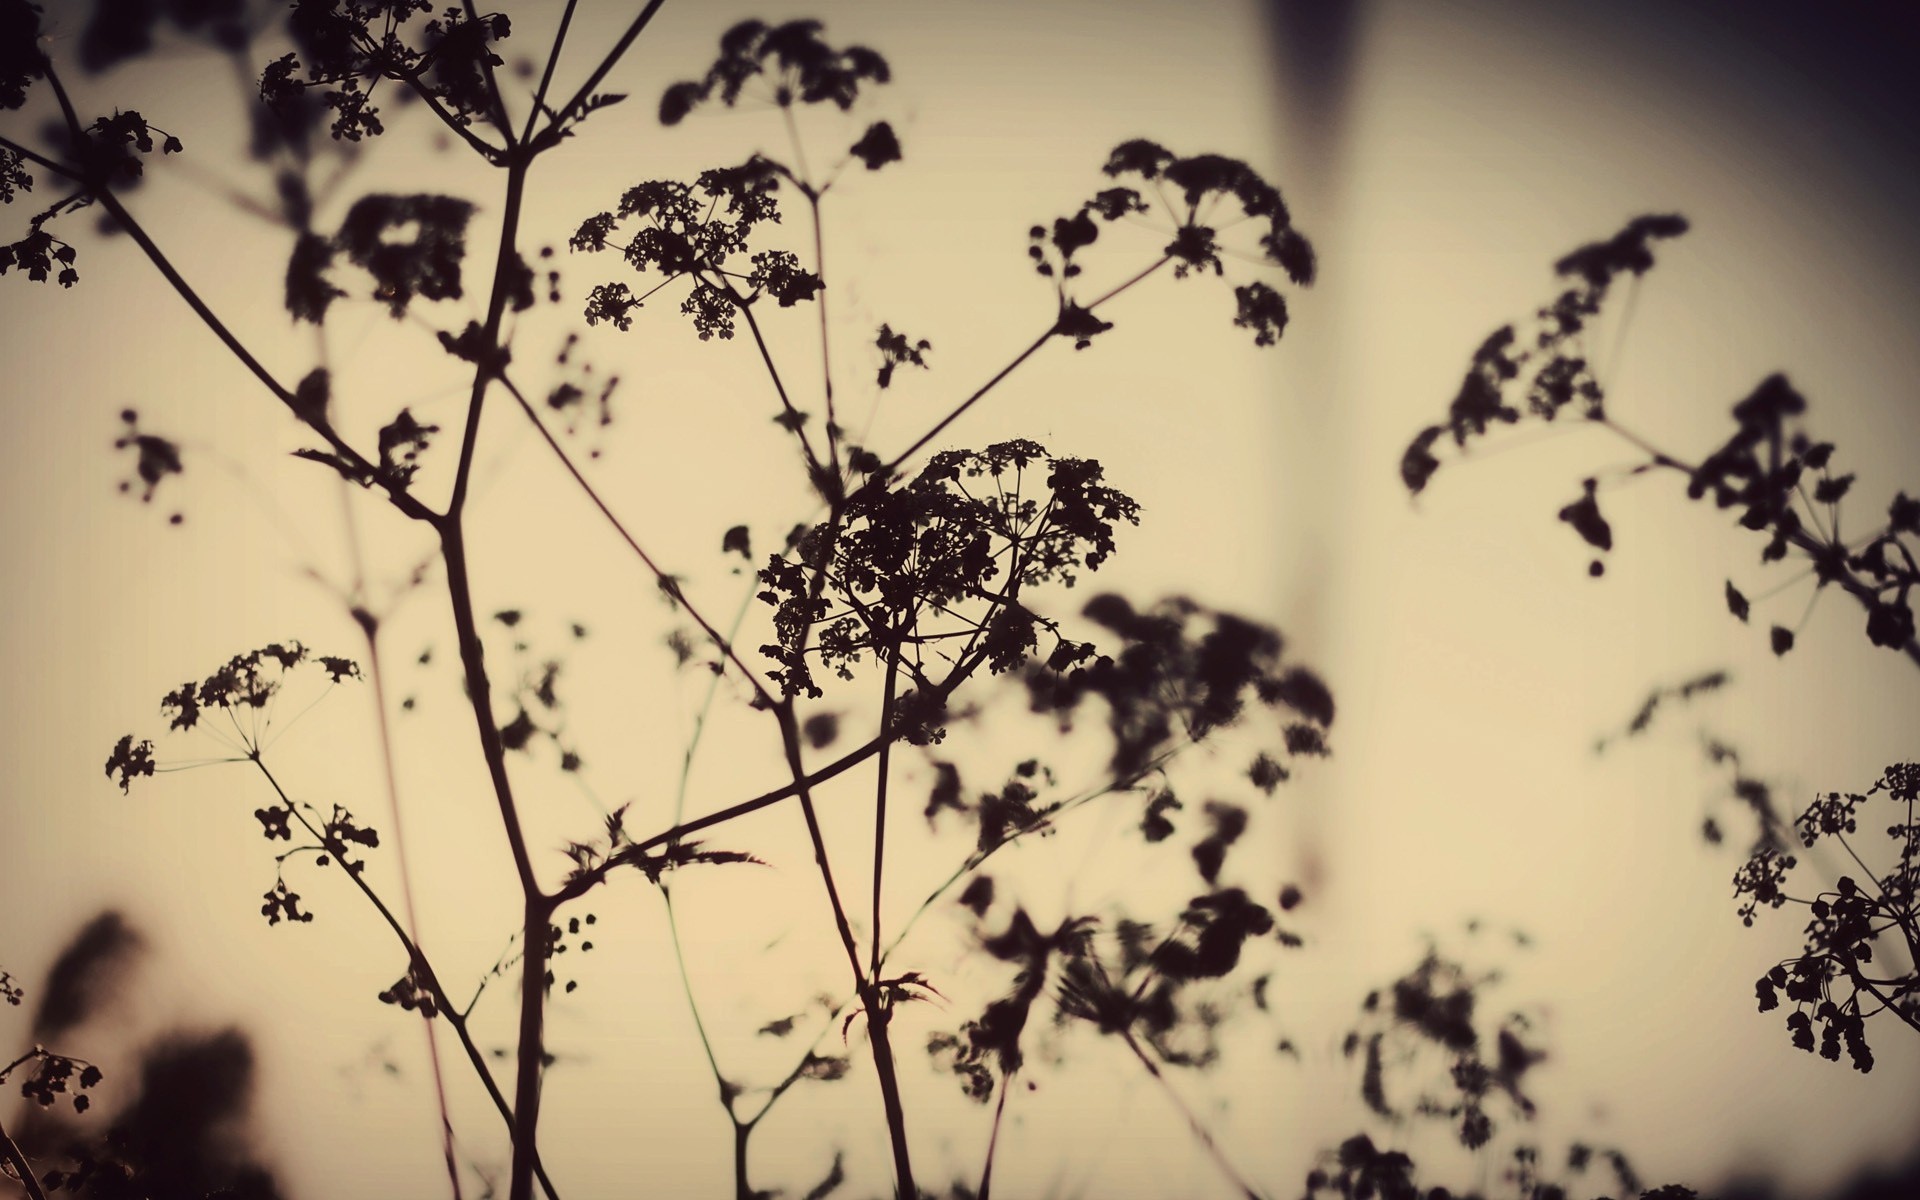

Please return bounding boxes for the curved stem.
[879,328,1052,479]
[0,1115,48,1200]
[86,185,438,524]
[447,159,529,517]
[777,707,866,990]
[391,66,504,162]
[521,0,580,143]
[805,192,842,481]
[662,886,736,1113]
[736,297,830,486]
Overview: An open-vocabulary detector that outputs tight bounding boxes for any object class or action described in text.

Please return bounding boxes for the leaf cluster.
[1401,214,1688,497]
[558,804,763,894]
[659,19,890,125]
[1407,217,1920,654]
[575,156,814,338]
[288,193,479,322]
[1340,949,1543,1152]
[3,1047,104,1113]
[1023,593,1334,777]
[259,1,514,144]
[1028,139,1314,350]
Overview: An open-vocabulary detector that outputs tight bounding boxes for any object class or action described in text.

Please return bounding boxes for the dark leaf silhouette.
[335,194,478,317]
[658,19,891,125]
[1726,581,1751,623]
[1558,479,1613,554]
[849,120,901,170]
[875,323,931,388]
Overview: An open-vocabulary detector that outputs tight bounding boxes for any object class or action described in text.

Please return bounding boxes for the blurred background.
[3,0,1918,1196]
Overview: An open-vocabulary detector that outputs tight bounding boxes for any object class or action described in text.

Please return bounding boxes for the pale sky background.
[3,2,1918,1198]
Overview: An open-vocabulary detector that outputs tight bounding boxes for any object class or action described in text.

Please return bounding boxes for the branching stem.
[248,758,558,1200]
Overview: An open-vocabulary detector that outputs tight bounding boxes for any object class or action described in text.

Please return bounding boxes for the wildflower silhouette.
[1405,215,1919,659]
[2,2,1344,1196]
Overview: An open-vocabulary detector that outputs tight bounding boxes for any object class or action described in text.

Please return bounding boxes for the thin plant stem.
[781,104,813,192]
[496,371,775,700]
[549,732,887,904]
[1120,1029,1266,1200]
[870,635,902,980]
[540,0,671,142]
[446,158,530,518]
[0,1116,49,1200]
[439,523,552,1200]
[651,584,764,1186]
[976,1075,1014,1200]
[356,620,465,1200]
[84,187,437,522]
[775,705,917,1200]
[0,132,79,181]
[662,887,736,1111]
[736,297,830,485]
[248,757,559,1200]
[880,255,1171,478]
[394,67,505,161]
[731,1122,755,1200]
[1849,967,1920,1038]
[456,0,515,144]
[777,708,866,991]
[805,191,842,479]
[22,81,439,529]
[521,0,580,142]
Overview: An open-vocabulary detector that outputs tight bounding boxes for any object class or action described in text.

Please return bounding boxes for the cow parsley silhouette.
[1743,762,1920,1071]
[1406,215,1918,656]
[0,4,1381,1198]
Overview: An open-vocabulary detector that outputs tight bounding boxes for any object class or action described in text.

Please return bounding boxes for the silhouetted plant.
[1742,762,1920,1070]
[1404,216,1920,1185]
[2,3,1333,1198]
[1306,935,1663,1200]
[1405,216,1919,664]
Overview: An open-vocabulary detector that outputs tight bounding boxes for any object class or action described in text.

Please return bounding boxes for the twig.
[496,370,775,701]
[0,1115,49,1200]
[879,254,1170,479]
[248,758,559,1200]
[539,0,670,143]
[775,704,917,1200]
[1120,1028,1266,1200]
